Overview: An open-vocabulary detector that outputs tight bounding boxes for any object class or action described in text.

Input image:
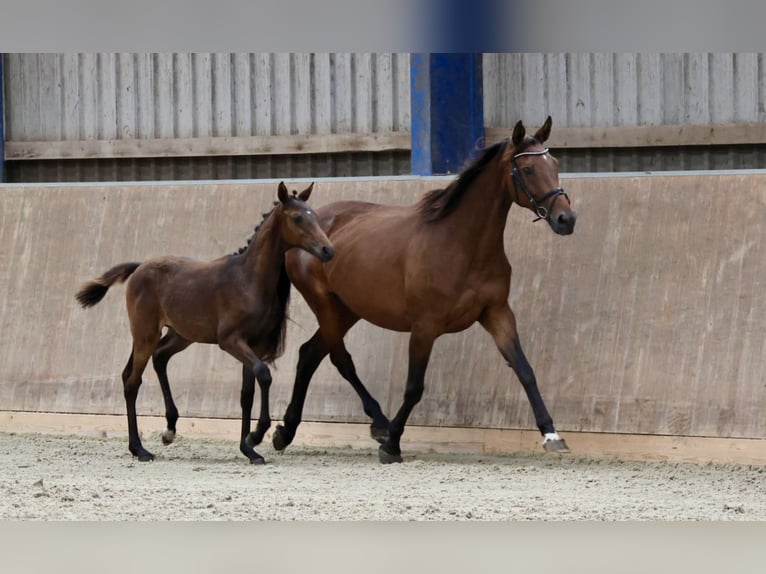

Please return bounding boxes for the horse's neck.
[239,216,285,296]
[441,165,512,258]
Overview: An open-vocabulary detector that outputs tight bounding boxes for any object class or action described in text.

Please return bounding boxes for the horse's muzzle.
[552,211,576,235]
[318,245,335,262]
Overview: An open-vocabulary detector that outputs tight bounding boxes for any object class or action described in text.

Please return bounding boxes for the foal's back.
[125,255,232,344]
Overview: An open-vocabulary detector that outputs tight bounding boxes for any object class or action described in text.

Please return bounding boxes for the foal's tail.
[75,262,141,308]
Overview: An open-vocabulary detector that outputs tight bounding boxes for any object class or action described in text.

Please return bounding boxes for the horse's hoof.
[378,445,403,464]
[161,429,176,445]
[249,456,266,465]
[370,425,389,444]
[543,437,570,453]
[272,425,292,451]
[135,451,155,462]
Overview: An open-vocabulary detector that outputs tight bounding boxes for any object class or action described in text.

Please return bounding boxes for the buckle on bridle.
[511,148,569,223]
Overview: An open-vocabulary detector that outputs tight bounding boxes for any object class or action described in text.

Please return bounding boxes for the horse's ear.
[534,116,553,144]
[278,181,289,203]
[298,182,314,202]
[511,120,526,146]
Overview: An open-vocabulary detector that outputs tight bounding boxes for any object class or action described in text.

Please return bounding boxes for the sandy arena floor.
[1,430,765,520]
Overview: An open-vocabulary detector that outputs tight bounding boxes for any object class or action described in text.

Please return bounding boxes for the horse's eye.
[292,215,304,225]
[523,166,534,176]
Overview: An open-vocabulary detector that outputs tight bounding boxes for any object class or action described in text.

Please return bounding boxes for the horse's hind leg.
[122,336,160,461]
[329,343,390,443]
[152,328,192,445]
[273,303,389,451]
[273,330,328,451]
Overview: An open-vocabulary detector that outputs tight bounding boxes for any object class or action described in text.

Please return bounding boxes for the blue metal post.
[0,55,4,183]
[410,53,484,176]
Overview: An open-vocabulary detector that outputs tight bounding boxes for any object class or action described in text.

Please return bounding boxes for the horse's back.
[125,256,225,342]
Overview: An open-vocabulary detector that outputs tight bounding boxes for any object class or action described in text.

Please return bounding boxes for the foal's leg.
[378,328,437,464]
[273,302,389,451]
[244,362,272,448]
[218,334,272,464]
[122,335,161,461]
[479,303,569,453]
[152,328,192,445]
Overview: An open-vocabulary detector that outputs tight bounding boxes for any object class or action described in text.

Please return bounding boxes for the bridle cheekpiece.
[511,148,570,222]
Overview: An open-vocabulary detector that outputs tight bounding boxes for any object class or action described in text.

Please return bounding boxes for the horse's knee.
[297,337,322,368]
[403,381,424,405]
[123,376,142,398]
[253,362,272,386]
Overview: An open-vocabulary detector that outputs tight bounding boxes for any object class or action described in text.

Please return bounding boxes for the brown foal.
[76,182,334,463]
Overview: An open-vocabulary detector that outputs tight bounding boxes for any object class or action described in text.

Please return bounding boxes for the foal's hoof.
[272,425,292,452]
[133,451,155,462]
[161,429,176,445]
[249,455,266,465]
[378,445,403,464]
[543,436,570,453]
[370,425,389,445]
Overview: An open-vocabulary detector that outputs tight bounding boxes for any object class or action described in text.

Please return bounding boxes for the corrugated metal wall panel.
[4,53,411,142]
[484,53,766,128]
[5,53,766,180]
[483,53,766,171]
[4,152,411,183]
[2,53,412,182]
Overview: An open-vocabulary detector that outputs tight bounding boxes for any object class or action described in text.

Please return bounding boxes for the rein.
[511,148,570,222]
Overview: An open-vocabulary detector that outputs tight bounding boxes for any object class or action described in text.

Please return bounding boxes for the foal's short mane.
[417,136,538,223]
[231,202,291,363]
[233,203,279,256]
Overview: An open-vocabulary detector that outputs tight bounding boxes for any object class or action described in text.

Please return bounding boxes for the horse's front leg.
[244,363,272,449]
[378,328,437,464]
[479,303,569,453]
[219,336,271,465]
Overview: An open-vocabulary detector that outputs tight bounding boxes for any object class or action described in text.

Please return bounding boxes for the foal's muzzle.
[318,245,335,262]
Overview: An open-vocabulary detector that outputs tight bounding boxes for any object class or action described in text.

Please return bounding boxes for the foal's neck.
[240,212,287,292]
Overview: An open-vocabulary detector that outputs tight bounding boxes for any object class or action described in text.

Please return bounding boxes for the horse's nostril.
[321,246,335,260]
[557,212,576,233]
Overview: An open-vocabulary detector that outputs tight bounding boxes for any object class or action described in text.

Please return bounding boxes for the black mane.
[233,204,278,256]
[230,202,291,363]
[261,264,291,363]
[417,141,508,222]
[417,136,541,222]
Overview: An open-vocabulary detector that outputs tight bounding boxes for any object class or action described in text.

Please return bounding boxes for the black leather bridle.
[511,148,570,222]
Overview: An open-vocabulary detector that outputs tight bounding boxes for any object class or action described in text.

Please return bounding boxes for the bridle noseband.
[511,148,570,222]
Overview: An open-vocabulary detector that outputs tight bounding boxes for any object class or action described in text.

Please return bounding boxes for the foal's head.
[275,182,335,262]
[504,116,577,235]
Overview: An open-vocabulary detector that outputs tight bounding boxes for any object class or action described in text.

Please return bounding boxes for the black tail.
[75,262,141,308]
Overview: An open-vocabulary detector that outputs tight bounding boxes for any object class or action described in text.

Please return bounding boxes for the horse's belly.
[333,285,412,332]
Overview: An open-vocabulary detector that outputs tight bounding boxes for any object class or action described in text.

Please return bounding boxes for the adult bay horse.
[273,117,577,463]
[76,182,334,464]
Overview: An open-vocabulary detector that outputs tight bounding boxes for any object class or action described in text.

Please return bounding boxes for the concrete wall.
[1,172,766,439]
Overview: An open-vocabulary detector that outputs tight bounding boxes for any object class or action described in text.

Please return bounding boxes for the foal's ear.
[534,116,553,144]
[278,181,289,203]
[298,182,314,202]
[511,120,526,146]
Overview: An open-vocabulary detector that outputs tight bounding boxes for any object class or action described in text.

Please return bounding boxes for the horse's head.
[505,116,576,235]
[276,181,335,262]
